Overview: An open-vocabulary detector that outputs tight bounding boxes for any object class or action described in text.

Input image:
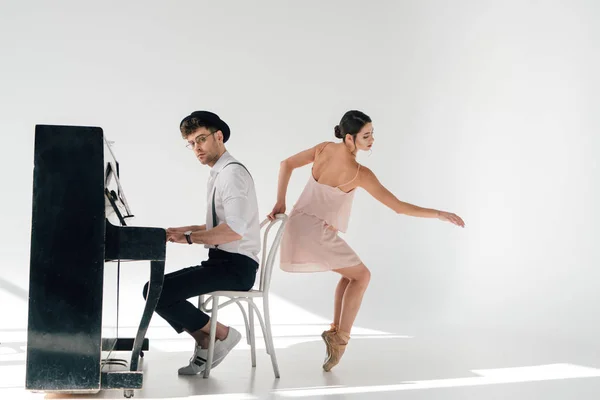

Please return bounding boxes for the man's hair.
[180,117,218,139]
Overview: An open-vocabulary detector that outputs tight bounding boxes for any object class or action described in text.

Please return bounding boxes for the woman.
[267,110,465,371]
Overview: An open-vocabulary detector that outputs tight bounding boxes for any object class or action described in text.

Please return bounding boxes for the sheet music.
[103,137,134,225]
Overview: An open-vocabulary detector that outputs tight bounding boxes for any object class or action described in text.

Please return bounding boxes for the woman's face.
[347,122,375,151]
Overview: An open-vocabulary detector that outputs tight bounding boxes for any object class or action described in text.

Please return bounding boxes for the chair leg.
[196,295,206,352]
[263,295,280,378]
[248,298,280,378]
[235,300,251,346]
[262,296,271,356]
[248,299,256,367]
[203,295,219,378]
[248,302,269,353]
[198,294,205,310]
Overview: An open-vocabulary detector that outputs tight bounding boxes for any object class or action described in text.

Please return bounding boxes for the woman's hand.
[437,211,465,227]
[267,202,286,220]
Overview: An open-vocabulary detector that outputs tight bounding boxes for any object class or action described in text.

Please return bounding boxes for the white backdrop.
[1,0,598,343]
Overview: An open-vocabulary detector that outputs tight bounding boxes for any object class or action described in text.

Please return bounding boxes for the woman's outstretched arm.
[359,167,465,227]
[267,141,331,220]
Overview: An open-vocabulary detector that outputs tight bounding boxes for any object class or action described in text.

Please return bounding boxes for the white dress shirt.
[205,151,261,264]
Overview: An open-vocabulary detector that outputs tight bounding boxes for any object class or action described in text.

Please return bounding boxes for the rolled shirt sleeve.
[218,167,251,237]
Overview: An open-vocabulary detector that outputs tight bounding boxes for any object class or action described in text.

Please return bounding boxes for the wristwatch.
[184,230,193,245]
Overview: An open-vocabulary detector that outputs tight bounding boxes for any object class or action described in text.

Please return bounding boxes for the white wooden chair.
[198,213,287,378]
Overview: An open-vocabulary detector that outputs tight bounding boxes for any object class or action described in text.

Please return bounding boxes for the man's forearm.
[190,223,242,245]
[173,225,206,232]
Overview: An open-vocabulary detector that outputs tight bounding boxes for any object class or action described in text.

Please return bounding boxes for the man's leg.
[142,263,234,342]
[142,251,257,374]
[186,324,230,348]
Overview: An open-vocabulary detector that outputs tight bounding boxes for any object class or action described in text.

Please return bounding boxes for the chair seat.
[205,289,264,298]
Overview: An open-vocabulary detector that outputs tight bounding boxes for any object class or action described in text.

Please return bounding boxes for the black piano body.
[26,124,166,398]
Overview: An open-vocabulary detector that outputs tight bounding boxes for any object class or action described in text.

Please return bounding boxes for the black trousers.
[143,248,258,333]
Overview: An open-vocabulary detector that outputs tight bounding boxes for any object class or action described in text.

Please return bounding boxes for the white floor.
[3,322,600,400]
[2,278,600,400]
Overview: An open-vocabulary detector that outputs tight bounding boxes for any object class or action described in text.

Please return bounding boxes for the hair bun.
[334,125,343,139]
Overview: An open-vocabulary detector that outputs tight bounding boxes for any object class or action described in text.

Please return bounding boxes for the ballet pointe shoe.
[321,324,337,361]
[322,330,350,372]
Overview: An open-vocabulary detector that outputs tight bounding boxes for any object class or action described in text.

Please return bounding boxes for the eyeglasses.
[186,131,217,149]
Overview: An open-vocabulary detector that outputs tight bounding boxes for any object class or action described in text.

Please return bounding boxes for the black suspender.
[210,162,253,241]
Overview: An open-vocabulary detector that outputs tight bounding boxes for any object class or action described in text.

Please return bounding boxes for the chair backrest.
[256,213,288,293]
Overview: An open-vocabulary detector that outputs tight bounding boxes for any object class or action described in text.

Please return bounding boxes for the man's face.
[187,127,221,166]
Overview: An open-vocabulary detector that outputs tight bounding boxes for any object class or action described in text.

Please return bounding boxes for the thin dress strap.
[336,164,361,189]
[316,142,332,157]
[311,142,332,179]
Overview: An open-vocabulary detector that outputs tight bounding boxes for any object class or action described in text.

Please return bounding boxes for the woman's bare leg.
[333,263,371,334]
[322,277,350,360]
[333,277,350,328]
[322,263,370,371]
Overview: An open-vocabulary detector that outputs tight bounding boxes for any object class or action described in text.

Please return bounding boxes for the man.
[143,110,261,375]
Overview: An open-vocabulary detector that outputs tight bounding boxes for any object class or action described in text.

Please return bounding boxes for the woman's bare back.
[311,142,361,193]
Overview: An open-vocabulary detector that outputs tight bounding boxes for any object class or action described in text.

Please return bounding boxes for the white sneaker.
[178,345,207,375]
[213,327,242,365]
[178,329,241,376]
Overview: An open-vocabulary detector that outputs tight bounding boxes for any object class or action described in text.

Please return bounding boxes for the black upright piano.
[26,125,166,398]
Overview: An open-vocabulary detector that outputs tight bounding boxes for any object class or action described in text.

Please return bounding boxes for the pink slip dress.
[280,162,362,273]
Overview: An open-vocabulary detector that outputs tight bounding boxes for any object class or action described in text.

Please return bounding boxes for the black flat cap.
[180,111,231,143]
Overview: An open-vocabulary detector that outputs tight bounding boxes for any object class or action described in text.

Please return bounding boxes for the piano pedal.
[124,389,134,398]
[101,358,129,368]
